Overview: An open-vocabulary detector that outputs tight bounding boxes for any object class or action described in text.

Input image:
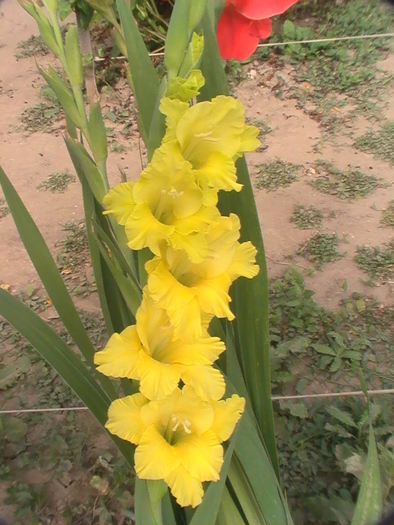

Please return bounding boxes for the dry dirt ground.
[0,0,393,523]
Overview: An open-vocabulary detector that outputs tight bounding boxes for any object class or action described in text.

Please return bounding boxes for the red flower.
[217,0,299,60]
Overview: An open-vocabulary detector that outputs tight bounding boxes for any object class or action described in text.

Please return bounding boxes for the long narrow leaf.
[351,424,382,525]
[117,0,160,145]
[0,166,116,399]
[0,288,135,468]
[198,11,279,476]
[135,479,161,525]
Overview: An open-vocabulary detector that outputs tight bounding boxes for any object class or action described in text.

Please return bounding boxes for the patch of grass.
[269,0,394,131]
[110,142,127,153]
[0,197,10,219]
[291,205,323,229]
[56,221,95,296]
[354,121,394,165]
[381,200,394,228]
[56,221,89,271]
[308,161,381,200]
[298,233,342,268]
[277,396,394,525]
[37,170,75,193]
[15,35,49,59]
[255,159,301,191]
[20,100,63,133]
[354,240,394,281]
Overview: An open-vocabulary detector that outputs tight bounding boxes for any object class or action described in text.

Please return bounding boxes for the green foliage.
[277,397,393,525]
[355,121,394,166]
[308,161,381,200]
[254,159,301,191]
[15,35,49,59]
[291,205,323,229]
[298,233,342,268]
[269,0,394,132]
[354,241,394,281]
[19,100,62,133]
[0,197,10,219]
[381,201,394,228]
[269,268,394,524]
[37,170,76,193]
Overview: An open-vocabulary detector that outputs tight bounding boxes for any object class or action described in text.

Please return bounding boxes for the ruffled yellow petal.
[135,291,171,352]
[135,425,181,479]
[194,274,234,320]
[146,258,203,340]
[94,326,140,379]
[238,125,261,157]
[194,151,242,193]
[137,350,184,400]
[102,182,135,225]
[169,337,225,366]
[174,386,215,435]
[211,395,245,443]
[105,394,148,445]
[164,465,204,508]
[125,201,174,254]
[174,430,223,482]
[160,98,189,143]
[181,365,226,401]
[227,241,259,280]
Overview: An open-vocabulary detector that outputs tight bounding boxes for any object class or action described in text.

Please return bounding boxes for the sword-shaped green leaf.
[117,0,159,145]
[0,166,116,399]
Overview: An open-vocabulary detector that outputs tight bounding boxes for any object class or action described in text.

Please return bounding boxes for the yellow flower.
[105,387,245,508]
[102,143,219,263]
[94,292,226,401]
[160,95,260,195]
[146,214,259,339]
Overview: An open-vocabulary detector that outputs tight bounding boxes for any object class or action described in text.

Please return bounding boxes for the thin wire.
[272,389,394,401]
[256,32,394,49]
[1,389,393,415]
[93,32,394,61]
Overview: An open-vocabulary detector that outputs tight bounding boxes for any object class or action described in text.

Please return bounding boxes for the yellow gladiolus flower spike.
[103,143,219,263]
[146,214,259,340]
[160,95,260,195]
[94,291,226,401]
[105,386,245,508]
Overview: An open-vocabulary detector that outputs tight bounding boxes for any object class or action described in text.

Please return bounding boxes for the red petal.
[217,7,259,60]
[230,0,299,20]
[249,18,272,39]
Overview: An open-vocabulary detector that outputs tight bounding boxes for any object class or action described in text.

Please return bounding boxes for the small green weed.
[308,161,381,200]
[355,121,394,165]
[15,35,49,59]
[226,60,249,85]
[291,205,323,229]
[271,0,394,131]
[298,233,342,268]
[56,221,95,296]
[277,397,394,525]
[354,240,394,281]
[5,482,49,523]
[20,101,62,133]
[381,201,394,228]
[110,142,127,153]
[255,159,301,191]
[56,221,89,271]
[0,197,10,219]
[37,170,75,193]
